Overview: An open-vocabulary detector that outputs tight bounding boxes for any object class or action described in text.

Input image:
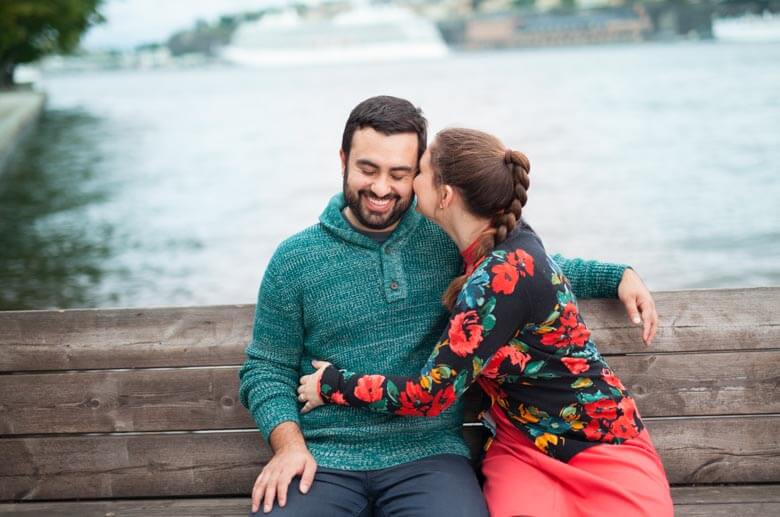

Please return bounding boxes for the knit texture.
[238,193,628,471]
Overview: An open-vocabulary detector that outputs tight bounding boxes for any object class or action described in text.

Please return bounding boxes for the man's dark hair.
[341,96,428,162]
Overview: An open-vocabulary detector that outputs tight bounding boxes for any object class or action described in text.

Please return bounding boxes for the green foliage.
[0,0,104,86]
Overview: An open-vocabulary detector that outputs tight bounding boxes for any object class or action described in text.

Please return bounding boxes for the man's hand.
[617,268,658,345]
[298,360,331,414]
[252,423,317,513]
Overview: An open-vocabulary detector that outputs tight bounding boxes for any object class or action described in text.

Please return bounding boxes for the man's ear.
[339,149,347,177]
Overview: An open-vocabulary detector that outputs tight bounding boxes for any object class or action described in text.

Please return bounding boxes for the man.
[239,96,657,516]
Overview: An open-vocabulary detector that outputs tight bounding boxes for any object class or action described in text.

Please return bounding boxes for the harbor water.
[1,41,778,310]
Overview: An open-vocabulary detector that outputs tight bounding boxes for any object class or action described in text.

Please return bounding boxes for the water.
[2,41,779,310]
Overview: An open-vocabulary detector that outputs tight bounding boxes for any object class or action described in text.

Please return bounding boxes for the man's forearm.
[269,421,308,453]
[552,253,628,299]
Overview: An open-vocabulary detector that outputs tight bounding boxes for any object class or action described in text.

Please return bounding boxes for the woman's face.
[413,148,441,220]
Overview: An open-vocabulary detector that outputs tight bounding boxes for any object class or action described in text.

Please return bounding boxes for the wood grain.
[1,288,777,372]
[0,486,779,516]
[3,349,775,435]
[1,416,777,500]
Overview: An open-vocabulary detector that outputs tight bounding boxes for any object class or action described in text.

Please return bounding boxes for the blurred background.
[0,0,778,311]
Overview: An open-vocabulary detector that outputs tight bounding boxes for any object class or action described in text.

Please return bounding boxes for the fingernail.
[633,317,641,324]
[301,484,309,494]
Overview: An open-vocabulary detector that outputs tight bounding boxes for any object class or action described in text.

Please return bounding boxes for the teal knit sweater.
[238,193,627,471]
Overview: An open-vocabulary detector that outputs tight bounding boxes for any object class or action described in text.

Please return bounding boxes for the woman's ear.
[440,184,455,210]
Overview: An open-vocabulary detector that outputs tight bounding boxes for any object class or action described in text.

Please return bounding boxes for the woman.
[298,128,673,516]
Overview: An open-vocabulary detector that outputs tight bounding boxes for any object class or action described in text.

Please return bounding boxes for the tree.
[0,0,104,88]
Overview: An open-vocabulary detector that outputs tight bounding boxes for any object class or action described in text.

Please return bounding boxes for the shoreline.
[0,90,47,174]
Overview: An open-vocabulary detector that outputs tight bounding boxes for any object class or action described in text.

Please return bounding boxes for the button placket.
[382,248,406,302]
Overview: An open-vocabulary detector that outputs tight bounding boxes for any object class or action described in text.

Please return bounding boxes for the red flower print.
[506,249,535,277]
[560,303,579,328]
[505,347,531,370]
[448,310,484,357]
[540,303,591,349]
[491,262,520,295]
[397,382,456,416]
[354,375,385,403]
[561,357,589,375]
[481,346,531,378]
[602,368,626,391]
[398,382,431,416]
[330,391,348,406]
[584,398,618,420]
[429,385,457,416]
[619,396,639,420]
[477,377,508,405]
[608,399,639,439]
[480,356,502,379]
[610,414,638,440]
[582,418,614,442]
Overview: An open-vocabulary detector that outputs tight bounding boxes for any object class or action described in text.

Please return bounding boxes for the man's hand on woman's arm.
[251,421,317,514]
[617,268,658,345]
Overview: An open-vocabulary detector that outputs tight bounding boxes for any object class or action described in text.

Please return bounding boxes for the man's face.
[341,127,419,231]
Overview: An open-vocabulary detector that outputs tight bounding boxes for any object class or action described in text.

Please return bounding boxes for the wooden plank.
[462,349,780,423]
[2,348,777,435]
[646,416,780,485]
[607,350,780,418]
[671,484,780,504]
[0,416,777,501]
[468,416,780,485]
[674,503,780,516]
[0,498,253,516]
[1,288,778,372]
[0,368,255,435]
[0,487,778,516]
[0,306,254,372]
[0,432,270,501]
[585,287,780,354]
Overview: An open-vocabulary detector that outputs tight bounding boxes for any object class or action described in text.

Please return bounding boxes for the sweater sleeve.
[550,254,628,299]
[319,248,537,417]
[239,250,304,441]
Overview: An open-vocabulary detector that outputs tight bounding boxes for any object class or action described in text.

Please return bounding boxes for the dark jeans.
[248,454,488,517]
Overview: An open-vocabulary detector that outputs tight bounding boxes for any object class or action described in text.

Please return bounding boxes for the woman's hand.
[298,360,332,414]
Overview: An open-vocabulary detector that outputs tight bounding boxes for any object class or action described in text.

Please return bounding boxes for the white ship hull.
[222,42,447,66]
[222,5,448,67]
[713,13,780,43]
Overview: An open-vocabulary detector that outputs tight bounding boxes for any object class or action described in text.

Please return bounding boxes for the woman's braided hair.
[430,128,531,309]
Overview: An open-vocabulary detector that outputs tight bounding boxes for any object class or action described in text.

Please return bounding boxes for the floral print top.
[319,223,643,462]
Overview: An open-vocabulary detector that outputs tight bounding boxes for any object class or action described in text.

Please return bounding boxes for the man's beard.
[343,174,411,231]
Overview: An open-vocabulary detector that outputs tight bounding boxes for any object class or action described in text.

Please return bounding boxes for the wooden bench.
[0,287,778,516]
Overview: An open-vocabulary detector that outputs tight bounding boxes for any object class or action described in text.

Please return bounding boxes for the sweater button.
[390,281,399,290]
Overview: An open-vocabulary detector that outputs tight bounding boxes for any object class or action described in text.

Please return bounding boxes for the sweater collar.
[319,193,424,249]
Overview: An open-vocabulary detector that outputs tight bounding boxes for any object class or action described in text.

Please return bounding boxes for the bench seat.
[1,288,778,515]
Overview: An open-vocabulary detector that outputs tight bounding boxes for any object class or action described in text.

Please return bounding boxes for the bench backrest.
[1,288,778,501]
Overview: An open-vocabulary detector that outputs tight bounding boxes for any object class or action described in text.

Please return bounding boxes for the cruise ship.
[713,12,780,43]
[221,4,449,66]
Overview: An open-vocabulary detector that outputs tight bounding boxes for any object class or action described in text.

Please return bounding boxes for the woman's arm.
[301,247,538,416]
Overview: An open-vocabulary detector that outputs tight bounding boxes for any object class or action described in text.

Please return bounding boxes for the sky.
[82,0,286,50]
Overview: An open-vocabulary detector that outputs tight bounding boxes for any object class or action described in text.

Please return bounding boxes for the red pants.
[481,408,673,517]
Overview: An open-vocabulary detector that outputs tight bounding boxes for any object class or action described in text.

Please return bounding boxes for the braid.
[492,150,531,245]
[432,128,533,310]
